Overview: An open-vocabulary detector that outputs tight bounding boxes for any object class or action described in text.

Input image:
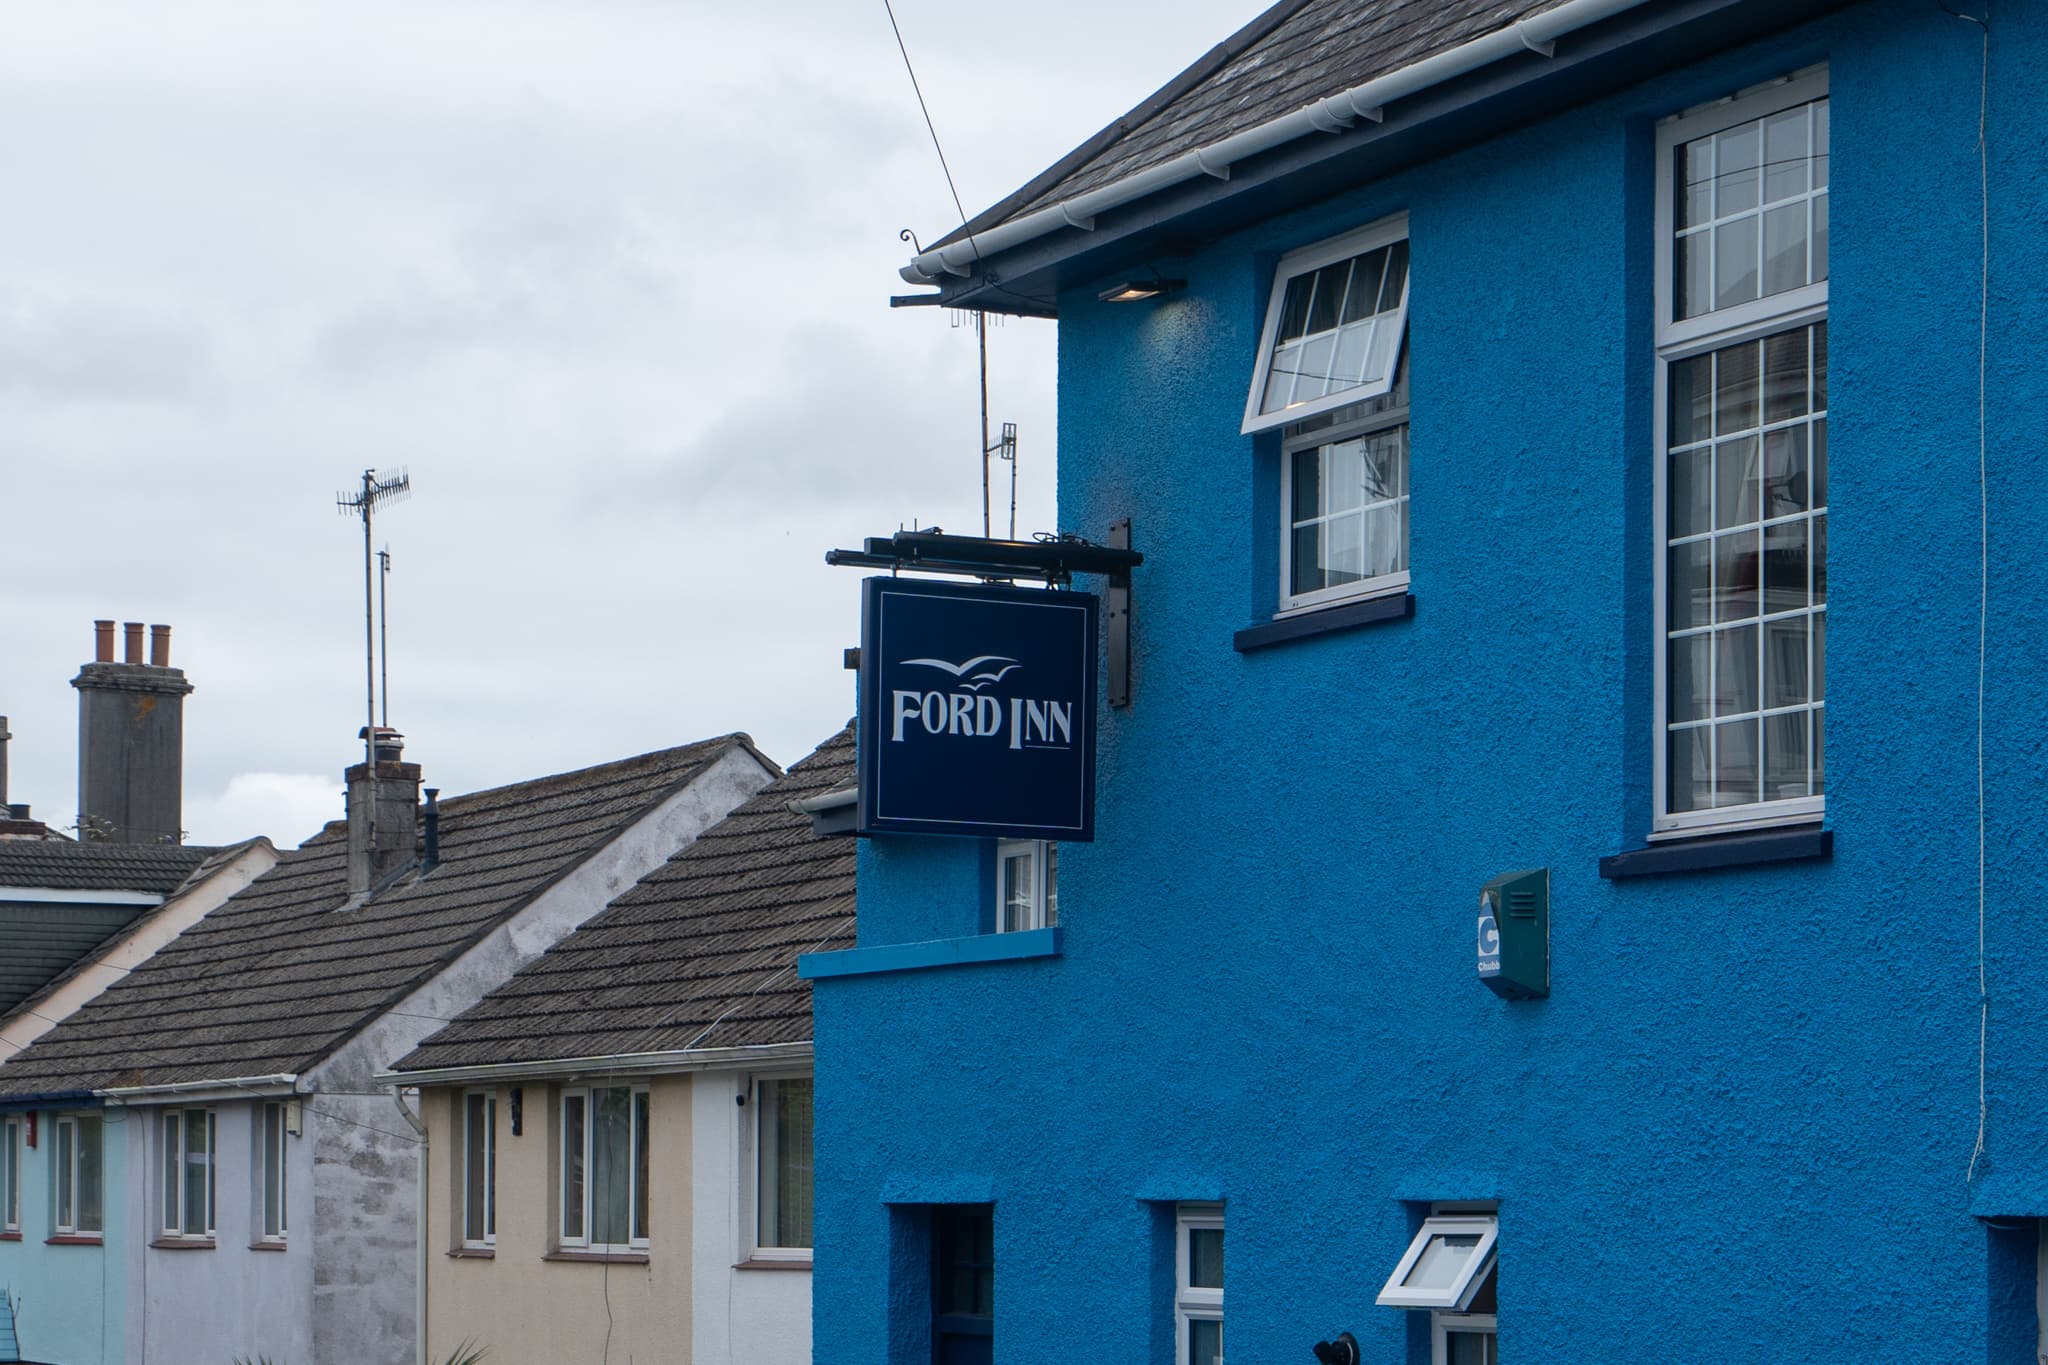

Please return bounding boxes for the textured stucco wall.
[0,1107,125,1365]
[136,1099,314,1365]
[816,5,2048,1363]
[421,1078,695,1365]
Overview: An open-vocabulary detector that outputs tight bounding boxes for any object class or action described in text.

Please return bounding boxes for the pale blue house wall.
[0,1108,126,1365]
[814,3,2048,1362]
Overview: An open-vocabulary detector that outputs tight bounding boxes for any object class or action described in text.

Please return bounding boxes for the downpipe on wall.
[393,1088,428,1365]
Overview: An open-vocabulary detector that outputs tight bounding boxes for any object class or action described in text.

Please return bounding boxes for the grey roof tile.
[0,840,220,895]
[393,726,856,1072]
[935,0,1567,247]
[0,736,753,1095]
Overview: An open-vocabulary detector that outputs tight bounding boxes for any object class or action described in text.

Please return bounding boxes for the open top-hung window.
[1655,70,1828,834]
[1244,215,1409,435]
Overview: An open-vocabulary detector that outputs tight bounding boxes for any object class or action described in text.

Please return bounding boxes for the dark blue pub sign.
[857,576,1098,841]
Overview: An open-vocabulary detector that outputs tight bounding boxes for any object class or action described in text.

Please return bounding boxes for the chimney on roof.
[72,619,194,845]
[346,726,422,895]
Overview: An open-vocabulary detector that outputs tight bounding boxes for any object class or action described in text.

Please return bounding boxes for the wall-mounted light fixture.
[1098,278,1185,303]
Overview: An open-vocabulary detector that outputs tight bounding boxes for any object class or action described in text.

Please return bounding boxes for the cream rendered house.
[384,728,854,1365]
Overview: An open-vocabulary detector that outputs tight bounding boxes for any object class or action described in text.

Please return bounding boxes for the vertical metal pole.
[978,312,991,538]
[362,470,377,859]
[378,548,391,729]
[1007,425,1019,540]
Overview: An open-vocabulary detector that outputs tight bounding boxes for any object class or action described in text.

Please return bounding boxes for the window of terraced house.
[560,1085,648,1252]
[752,1075,813,1258]
[54,1114,103,1236]
[161,1107,217,1239]
[464,1090,496,1248]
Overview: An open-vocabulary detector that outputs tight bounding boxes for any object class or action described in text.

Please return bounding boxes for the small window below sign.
[996,840,1058,933]
[1377,1214,1497,1310]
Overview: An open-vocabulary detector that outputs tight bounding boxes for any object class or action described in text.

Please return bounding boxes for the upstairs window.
[160,1108,217,1240]
[1281,358,1410,611]
[1655,71,1828,835]
[53,1114,103,1236]
[1244,215,1410,435]
[996,840,1058,933]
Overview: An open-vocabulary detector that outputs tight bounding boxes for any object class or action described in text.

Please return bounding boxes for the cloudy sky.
[0,0,1252,846]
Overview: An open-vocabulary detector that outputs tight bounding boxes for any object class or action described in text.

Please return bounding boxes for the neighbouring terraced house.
[0,726,772,1365]
[379,726,854,1365]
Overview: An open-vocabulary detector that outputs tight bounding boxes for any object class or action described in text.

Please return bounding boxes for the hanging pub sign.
[857,575,1098,841]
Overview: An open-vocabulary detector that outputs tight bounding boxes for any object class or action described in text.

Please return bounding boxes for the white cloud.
[184,773,343,850]
[0,0,1256,821]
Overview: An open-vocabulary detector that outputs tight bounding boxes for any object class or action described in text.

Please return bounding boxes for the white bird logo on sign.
[901,655,1021,691]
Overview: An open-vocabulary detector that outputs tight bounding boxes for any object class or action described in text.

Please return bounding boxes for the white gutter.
[901,0,1656,285]
[97,1072,303,1104]
[393,1088,428,1365]
[373,1040,814,1091]
[787,787,855,816]
[0,886,163,907]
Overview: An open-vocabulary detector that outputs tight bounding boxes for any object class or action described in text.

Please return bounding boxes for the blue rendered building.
[802,0,2048,1361]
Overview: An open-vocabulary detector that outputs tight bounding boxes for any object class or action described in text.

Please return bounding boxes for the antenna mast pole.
[378,547,392,728]
[978,313,991,537]
[337,468,411,869]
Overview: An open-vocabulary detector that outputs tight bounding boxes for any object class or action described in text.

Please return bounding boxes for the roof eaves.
[926,0,1323,254]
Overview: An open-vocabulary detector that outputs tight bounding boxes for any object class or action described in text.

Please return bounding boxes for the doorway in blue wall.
[932,1206,994,1365]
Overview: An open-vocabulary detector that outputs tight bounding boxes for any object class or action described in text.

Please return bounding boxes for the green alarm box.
[1477,868,1549,1000]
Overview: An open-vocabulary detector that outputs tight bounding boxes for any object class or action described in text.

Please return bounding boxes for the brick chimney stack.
[71,619,194,844]
[345,727,422,895]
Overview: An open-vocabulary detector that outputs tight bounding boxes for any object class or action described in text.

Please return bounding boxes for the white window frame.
[1243,214,1411,435]
[1175,1202,1224,1365]
[1277,397,1412,614]
[1652,68,1829,837]
[1377,1214,1497,1310]
[994,839,1057,934]
[1432,1309,1498,1365]
[1,1115,18,1234]
[462,1089,496,1249]
[743,1071,814,1263]
[256,1100,288,1245]
[558,1084,649,1253]
[160,1107,217,1240]
[52,1113,102,1236]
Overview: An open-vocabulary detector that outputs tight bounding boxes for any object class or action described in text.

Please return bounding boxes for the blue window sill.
[1233,594,1414,653]
[1599,826,1830,879]
[799,926,1061,980]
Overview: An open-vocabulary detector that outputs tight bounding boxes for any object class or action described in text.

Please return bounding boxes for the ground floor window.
[54,1113,103,1236]
[161,1108,217,1238]
[752,1075,813,1257]
[258,1101,289,1243]
[1176,1202,1224,1365]
[463,1090,495,1248]
[559,1084,648,1251]
[1381,1206,1497,1363]
[1,1114,18,1233]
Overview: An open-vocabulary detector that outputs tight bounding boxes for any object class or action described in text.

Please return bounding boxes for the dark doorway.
[932,1205,994,1365]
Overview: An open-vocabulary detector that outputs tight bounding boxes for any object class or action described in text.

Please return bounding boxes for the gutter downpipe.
[901,0,1658,285]
[394,1087,428,1365]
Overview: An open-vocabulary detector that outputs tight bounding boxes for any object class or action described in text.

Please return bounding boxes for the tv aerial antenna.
[337,469,411,857]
